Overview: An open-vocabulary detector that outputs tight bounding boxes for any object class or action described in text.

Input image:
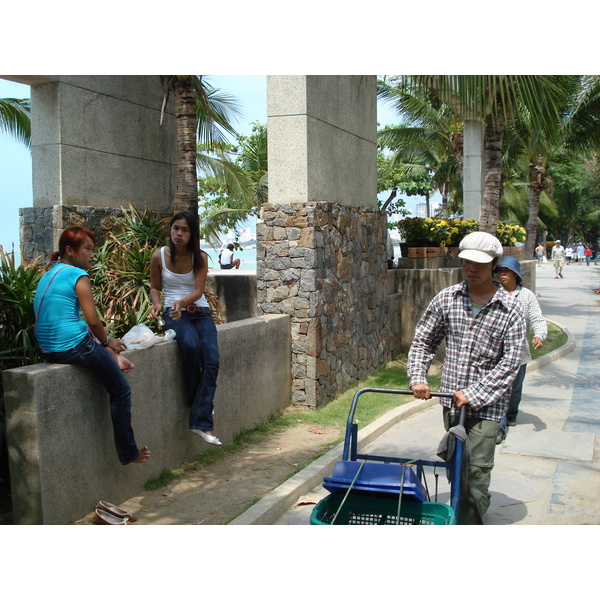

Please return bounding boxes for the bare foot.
[116,354,134,373]
[106,347,134,373]
[132,446,150,463]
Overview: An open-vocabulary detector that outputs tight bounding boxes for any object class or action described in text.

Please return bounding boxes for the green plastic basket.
[310,492,456,525]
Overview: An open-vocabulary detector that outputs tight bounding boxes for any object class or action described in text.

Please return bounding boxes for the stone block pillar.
[260,76,397,408]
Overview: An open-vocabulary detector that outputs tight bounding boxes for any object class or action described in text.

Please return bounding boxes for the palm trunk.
[173,76,198,216]
[440,182,449,218]
[525,157,547,258]
[480,110,504,233]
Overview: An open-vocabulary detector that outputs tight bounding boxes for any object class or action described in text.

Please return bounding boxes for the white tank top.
[160,247,208,309]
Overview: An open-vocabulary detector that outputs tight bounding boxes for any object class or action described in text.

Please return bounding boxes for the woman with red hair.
[34,226,150,465]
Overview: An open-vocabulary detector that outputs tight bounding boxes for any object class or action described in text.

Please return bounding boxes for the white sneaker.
[191,429,222,446]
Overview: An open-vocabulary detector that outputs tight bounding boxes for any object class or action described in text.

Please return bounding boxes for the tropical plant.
[0,246,44,481]
[0,96,30,148]
[159,75,250,218]
[91,206,223,337]
[385,76,573,234]
[545,154,600,244]
[377,83,463,217]
[0,246,43,375]
[197,123,266,246]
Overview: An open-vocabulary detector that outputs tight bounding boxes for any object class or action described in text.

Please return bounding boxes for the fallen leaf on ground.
[296,495,319,506]
[309,429,325,435]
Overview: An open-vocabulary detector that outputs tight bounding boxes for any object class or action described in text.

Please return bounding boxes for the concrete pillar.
[463,119,485,221]
[267,75,377,207]
[259,76,399,408]
[13,75,178,257]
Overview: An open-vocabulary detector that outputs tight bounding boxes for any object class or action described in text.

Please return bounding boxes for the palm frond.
[0,97,31,148]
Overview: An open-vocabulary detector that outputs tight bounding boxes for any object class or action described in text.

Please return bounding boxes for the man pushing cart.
[408,232,526,525]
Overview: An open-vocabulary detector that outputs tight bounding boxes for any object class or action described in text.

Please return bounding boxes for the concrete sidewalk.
[231,258,600,525]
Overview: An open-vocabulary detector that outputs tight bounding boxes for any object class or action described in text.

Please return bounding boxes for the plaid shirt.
[408,280,526,421]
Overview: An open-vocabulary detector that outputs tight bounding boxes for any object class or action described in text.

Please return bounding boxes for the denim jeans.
[43,333,139,465]
[499,363,527,434]
[164,308,220,431]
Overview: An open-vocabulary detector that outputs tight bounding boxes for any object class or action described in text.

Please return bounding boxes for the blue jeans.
[164,308,220,431]
[43,333,139,465]
[499,363,527,434]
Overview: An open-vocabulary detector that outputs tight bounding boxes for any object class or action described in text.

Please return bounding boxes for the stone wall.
[257,201,400,408]
[19,204,172,262]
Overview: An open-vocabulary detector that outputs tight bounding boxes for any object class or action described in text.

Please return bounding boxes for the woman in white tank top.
[149,212,221,445]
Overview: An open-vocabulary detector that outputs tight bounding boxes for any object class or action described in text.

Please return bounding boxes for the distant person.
[535,243,545,266]
[34,226,150,466]
[551,240,565,278]
[570,244,578,263]
[577,242,585,264]
[149,211,222,446]
[407,232,526,525]
[219,244,241,270]
[565,245,573,265]
[585,244,592,266]
[495,257,547,444]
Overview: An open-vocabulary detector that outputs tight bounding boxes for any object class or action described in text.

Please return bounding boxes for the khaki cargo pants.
[443,408,500,525]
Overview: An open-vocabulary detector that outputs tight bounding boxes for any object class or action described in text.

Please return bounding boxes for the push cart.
[310,388,466,525]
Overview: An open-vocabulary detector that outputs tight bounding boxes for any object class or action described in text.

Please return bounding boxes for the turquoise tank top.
[33,263,90,352]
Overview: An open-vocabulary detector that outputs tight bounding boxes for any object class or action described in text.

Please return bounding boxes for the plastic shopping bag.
[122,323,158,350]
[154,329,176,343]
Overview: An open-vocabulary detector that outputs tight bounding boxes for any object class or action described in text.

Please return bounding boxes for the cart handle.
[342,388,465,461]
[340,387,467,521]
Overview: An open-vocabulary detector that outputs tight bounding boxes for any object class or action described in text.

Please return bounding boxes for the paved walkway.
[231,257,600,525]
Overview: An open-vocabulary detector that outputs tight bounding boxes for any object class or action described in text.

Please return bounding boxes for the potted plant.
[495,222,526,246]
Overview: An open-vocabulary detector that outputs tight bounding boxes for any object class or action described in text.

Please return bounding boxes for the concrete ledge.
[4,313,291,524]
[207,270,257,323]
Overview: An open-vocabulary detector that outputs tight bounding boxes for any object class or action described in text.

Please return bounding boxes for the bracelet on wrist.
[102,337,109,347]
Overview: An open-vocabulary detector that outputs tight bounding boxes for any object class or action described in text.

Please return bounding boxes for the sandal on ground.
[191,429,222,446]
[96,500,137,522]
[92,508,128,525]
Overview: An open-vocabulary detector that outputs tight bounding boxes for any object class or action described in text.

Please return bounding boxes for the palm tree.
[0,97,30,148]
[391,76,571,233]
[197,125,267,245]
[505,76,600,255]
[377,81,463,217]
[159,76,250,217]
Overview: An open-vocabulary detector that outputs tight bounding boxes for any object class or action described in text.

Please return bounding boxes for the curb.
[229,324,575,525]
[526,320,575,373]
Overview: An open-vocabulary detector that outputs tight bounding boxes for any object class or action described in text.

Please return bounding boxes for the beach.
[203,247,257,271]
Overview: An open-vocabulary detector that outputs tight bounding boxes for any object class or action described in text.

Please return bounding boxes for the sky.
[0,75,411,261]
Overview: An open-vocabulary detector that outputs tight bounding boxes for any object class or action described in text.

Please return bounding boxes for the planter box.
[502,246,524,259]
[408,246,444,258]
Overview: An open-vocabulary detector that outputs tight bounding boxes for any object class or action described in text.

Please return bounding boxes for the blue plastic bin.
[322,460,427,501]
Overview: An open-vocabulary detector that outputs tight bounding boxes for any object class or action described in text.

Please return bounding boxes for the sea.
[202,247,257,271]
